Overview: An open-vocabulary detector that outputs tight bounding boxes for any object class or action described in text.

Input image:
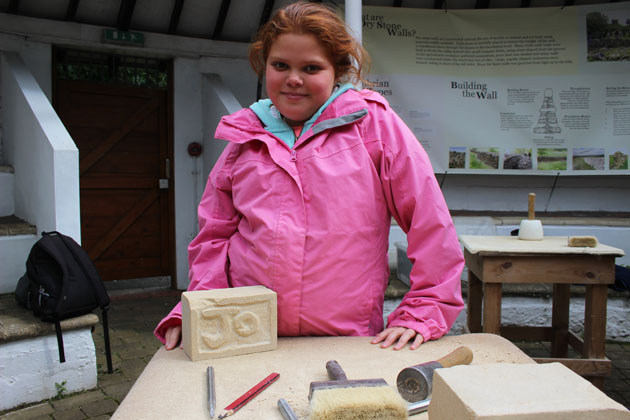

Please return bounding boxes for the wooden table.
[460,235,625,387]
[111,334,533,420]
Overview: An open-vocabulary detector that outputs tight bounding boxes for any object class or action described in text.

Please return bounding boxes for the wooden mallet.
[396,346,473,402]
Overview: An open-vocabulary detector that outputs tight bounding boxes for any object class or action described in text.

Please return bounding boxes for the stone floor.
[1,289,629,419]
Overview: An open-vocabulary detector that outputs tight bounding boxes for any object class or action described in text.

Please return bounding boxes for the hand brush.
[308,360,408,420]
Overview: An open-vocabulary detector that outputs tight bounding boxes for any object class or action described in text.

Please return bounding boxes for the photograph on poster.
[586,11,630,62]
[503,148,533,170]
[449,147,466,169]
[609,149,629,169]
[470,147,500,170]
[538,148,568,170]
[572,147,605,170]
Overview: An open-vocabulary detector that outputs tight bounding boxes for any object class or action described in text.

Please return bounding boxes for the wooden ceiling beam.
[259,0,275,28]
[8,0,20,14]
[117,0,136,31]
[433,0,444,10]
[66,0,80,21]
[475,0,490,8]
[212,0,231,40]
[169,0,185,34]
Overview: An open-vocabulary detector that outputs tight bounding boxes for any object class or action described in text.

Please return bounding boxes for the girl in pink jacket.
[155,2,464,351]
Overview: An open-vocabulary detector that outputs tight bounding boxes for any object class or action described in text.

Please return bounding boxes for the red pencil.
[218,372,280,418]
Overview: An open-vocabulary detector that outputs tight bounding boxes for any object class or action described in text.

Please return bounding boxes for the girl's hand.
[164,325,182,350]
[371,327,424,350]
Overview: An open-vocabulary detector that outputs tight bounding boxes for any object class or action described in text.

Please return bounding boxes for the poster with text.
[362,3,630,174]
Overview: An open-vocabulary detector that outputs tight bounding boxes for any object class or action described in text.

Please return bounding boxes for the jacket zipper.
[291,149,297,162]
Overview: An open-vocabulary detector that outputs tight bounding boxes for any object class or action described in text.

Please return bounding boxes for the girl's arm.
[376,102,465,346]
[154,148,240,344]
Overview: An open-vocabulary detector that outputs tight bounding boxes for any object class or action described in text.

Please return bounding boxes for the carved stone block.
[181,286,277,361]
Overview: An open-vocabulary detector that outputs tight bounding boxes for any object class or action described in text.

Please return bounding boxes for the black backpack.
[15,231,113,373]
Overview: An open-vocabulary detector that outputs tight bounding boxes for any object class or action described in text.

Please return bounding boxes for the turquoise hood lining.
[249,83,356,148]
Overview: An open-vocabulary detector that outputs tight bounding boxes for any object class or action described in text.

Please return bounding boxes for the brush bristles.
[309,386,408,420]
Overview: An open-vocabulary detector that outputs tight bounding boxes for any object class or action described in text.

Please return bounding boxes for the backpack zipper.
[38,285,50,306]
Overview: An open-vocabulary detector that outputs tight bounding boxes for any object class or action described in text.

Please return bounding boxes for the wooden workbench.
[112,334,533,420]
[460,235,625,386]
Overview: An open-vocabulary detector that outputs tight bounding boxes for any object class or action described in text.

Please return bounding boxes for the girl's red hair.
[249,2,370,85]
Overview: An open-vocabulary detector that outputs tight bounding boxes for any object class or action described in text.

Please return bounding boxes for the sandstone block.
[181,286,277,361]
[428,362,630,420]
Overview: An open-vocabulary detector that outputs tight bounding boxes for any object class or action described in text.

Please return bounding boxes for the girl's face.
[265,33,337,127]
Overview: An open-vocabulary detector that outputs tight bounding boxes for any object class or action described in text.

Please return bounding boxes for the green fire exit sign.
[102,29,144,46]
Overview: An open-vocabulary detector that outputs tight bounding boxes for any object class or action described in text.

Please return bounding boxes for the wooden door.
[54,80,174,283]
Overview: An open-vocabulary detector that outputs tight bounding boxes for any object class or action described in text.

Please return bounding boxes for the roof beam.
[393,0,403,7]
[8,0,19,14]
[433,0,444,9]
[563,0,575,6]
[169,0,185,34]
[520,0,531,7]
[117,0,136,31]
[66,0,80,21]
[259,0,275,27]
[212,0,231,40]
[475,0,490,8]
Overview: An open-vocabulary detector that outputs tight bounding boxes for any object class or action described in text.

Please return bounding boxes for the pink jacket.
[155,88,464,343]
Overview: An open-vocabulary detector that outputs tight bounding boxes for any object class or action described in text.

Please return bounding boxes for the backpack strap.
[48,231,113,373]
[54,318,66,363]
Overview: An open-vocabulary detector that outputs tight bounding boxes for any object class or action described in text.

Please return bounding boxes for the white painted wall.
[440,174,630,213]
[172,58,256,289]
[0,329,97,411]
[0,170,13,216]
[1,52,80,241]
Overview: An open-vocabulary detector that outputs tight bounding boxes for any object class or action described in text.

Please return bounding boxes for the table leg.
[467,271,482,333]
[584,284,608,360]
[584,284,608,390]
[551,284,570,358]
[483,283,502,335]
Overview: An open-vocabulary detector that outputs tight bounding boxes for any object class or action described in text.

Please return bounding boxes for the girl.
[155,2,464,351]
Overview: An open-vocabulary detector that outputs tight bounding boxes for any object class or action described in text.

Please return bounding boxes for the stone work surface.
[182,286,277,361]
[1,288,629,419]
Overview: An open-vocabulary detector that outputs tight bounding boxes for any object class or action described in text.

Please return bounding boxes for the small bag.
[15,231,113,373]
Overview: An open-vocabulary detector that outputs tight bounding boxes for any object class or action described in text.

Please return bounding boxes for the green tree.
[586,12,609,39]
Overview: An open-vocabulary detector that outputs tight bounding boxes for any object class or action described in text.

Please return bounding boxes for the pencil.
[218,372,280,419]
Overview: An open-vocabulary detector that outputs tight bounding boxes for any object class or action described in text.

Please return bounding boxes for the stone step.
[0,294,99,411]
[0,215,36,236]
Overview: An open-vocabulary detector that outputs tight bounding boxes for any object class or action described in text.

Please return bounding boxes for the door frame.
[51,47,177,287]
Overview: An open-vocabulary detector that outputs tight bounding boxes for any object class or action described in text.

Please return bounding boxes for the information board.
[362,3,630,174]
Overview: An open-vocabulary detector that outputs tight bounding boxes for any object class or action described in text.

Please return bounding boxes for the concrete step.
[0,165,14,217]
[0,215,37,294]
[0,294,99,411]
